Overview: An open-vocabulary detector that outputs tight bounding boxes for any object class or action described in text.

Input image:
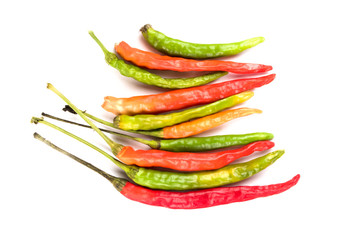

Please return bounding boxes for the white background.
[1,0,359,239]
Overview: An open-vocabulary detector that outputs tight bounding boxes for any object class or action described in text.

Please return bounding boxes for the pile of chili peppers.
[32,24,299,209]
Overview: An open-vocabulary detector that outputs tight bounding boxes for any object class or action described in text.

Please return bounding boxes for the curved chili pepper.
[113,91,254,131]
[32,118,284,190]
[43,112,275,152]
[140,24,265,59]
[161,107,262,138]
[66,104,261,139]
[103,74,275,115]
[45,84,268,171]
[89,31,227,89]
[116,141,274,170]
[115,41,272,74]
[35,133,299,209]
[34,113,271,171]
[122,174,300,209]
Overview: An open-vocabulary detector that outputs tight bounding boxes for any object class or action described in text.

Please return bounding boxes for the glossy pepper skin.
[116,41,272,73]
[130,150,285,190]
[121,174,300,209]
[89,31,227,89]
[140,24,265,59]
[103,74,275,115]
[35,133,299,209]
[114,91,253,131]
[116,141,274,171]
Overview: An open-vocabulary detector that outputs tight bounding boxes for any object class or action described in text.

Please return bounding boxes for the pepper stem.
[63,105,114,128]
[63,105,163,139]
[42,112,160,149]
[31,117,136,176]
[88,31,118,65]
[33,132,127,191]
[47,83,123,156]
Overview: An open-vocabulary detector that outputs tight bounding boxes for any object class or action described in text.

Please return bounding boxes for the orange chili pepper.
[102,74,275,115]
[115,41,272,74]
[162,107,262,138]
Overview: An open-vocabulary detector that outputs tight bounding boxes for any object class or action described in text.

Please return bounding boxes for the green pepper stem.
[33,132,127,190]
[47,83,123,156]
[31,117,129,170]
[41,112,160,149]
[63,105,163,139]
[88,31,118,65]
[89,30,110,54]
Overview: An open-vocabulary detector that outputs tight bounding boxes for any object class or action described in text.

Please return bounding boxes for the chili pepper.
[42,112,275,152]
[115,41,273,74]
[34,132,300,209]
[140,24,265,59]
[65,104,261,139]
[32,117,284,190]
[38,85,267,171]
[113,91,254,131]
[103,74,275,115]
[89,31,227,89]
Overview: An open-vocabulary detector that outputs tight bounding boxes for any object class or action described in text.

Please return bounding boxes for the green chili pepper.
[140,24,265,59]
[133,150,284,190]
[89,31,227,89]
[157,133,275,152]
[32,117,284,190]
[42,112,274,152]
[114,91,253,131]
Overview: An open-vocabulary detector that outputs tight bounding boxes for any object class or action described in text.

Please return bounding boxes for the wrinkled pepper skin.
[161,107,261,139]
[127,107,261,139]
[103,74,275,115]
[158,132,274,152]
[116,41,272,73]
[140,24,265,59]
[114,91,253,131]
[120,174,300,209]
[35,132,298,210]
[116,141,274,171]
[128,150,284,190]
[89,31,227,89]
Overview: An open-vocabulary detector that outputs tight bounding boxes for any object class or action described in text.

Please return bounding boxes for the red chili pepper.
[115,41,273,74]
[121,174,300,209]
[117,141,274,171]
[103,74,275,115]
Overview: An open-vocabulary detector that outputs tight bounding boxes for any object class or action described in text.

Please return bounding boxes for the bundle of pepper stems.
[32,24,299,209]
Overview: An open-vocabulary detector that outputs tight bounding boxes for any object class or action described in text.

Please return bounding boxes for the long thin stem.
[63,105,114,127]
[47,83,123,155]
[31,117,129,171]
[41,112,159,148]
[88,30,111,56]
[63,105,163,138]
[33,132,116,182]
